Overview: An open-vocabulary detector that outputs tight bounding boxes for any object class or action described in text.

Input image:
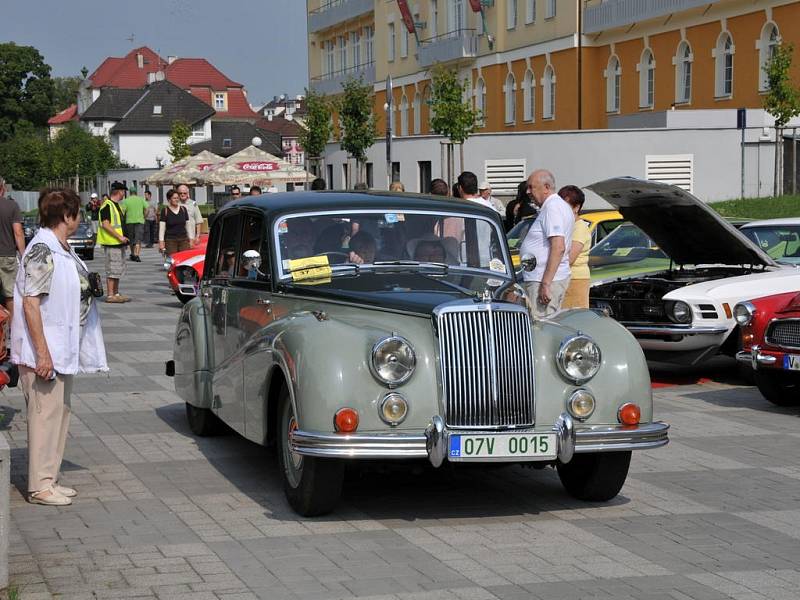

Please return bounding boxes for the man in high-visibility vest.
[98,182,130,303]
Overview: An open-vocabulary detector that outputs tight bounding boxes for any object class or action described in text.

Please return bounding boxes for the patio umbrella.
[144,151,226,185]
[199,145,312,185]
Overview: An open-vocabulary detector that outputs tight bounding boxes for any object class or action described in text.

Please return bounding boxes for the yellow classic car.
[508,210,625,267]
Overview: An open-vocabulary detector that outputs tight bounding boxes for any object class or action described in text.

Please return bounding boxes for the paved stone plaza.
[2,247,800,600]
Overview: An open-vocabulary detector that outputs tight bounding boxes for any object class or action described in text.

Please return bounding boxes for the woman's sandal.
[29,487,72,506]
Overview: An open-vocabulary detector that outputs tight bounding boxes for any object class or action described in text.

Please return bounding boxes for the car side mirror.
[242,249,262,273]
[516,253,537,277]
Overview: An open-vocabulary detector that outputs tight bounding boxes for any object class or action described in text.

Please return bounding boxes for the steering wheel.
[317,251,351,265]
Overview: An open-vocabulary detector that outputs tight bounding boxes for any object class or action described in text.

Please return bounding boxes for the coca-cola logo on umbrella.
[197,163,215,171]
[237,161,279,172]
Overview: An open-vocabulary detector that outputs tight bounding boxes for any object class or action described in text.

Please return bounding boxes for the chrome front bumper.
[736,345,778,370]
[627,324,728,336]
[290,413,670,466]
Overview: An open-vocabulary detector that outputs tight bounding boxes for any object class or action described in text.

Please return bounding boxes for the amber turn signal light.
[617,403,641,425]
[334,408,359,433]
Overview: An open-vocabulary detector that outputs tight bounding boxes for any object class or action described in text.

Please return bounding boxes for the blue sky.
[2,0,309,106]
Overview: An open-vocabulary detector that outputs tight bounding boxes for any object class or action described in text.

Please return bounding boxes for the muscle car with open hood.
[168,191,669,516]
[588,178,800,365]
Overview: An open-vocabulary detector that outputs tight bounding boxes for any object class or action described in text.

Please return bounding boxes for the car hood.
[587,177,775,267]
[663,267,800,302]
[280,271,513,315]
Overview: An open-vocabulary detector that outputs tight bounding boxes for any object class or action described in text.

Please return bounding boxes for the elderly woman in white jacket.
[11,188,107,506]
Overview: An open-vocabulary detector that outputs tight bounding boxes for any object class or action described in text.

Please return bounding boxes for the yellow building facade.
[308,0,800,134]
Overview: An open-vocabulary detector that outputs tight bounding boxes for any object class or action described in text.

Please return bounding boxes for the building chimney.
[137,53,144,69]
[168,55,178,64]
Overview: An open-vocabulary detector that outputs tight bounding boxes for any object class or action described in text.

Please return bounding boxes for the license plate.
[448,433,557,462]
[783,354,800,370]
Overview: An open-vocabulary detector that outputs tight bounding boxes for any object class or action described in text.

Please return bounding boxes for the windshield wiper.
[372,260,449,273]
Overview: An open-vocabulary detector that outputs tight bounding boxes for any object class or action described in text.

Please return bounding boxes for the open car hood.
[587,177,776,268]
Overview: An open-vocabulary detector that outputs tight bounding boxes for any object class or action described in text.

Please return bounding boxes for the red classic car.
[166,235,208,304]
[735,291,800,405]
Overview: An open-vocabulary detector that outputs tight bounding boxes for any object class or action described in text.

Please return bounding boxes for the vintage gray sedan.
[169,191,669,516]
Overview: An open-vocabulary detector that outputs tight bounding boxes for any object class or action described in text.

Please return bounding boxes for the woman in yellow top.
[559,185,591,309]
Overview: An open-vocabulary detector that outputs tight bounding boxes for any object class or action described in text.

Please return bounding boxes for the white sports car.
[588,178,800,365]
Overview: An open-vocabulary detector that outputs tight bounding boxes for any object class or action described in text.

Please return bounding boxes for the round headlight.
[379,393,409,426]
[557,335,601,384]
[567,389,596,421]
[370,336,416,386]
[164,256,174,271]
[670,301,692,324]
[734,301,756,327]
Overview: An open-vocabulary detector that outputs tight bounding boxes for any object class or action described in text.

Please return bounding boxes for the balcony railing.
[308,0,374,33]
[418,29,479,68]
[583,0,721,34]
[310,62,376,95]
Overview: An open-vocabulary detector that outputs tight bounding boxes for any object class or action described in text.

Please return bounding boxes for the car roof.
[217,190,501,220]
[741,217,800,227]
[581,210,623,224]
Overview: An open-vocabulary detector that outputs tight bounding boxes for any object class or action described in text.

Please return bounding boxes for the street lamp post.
[385,75,393,190]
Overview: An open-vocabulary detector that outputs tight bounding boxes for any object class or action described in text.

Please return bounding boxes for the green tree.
[0,124,49,189]
[168,120,192,162]
[338,77,376,186]
[428,66,480,184]
[48,122,119,182]
[0,42,54,141]
[763,42,800,196]
[297,87,332,176]
[52,75,82,112]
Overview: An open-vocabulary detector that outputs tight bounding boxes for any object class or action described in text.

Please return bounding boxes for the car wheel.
[557,451,632,502]
[754,371,800,406]
[277,386,344,516]
[185,402,224,436]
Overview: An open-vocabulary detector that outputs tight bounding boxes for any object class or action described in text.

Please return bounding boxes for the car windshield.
[741,225,800,265]
[275,210,509,282]
[588,223,671,279]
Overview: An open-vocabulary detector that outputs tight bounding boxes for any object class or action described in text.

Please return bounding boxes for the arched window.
[399,94,408,136]
[639,49,654,108]
[413,92,421,135]
[759,23,780,91]
[715,32,734,97]
[523,69,535,121]
[475,77,486,126]
[605,55,620,113]
[542,65,555,119]
[675,41,692,103]
[422,85,433,131]
[504,72,516,124]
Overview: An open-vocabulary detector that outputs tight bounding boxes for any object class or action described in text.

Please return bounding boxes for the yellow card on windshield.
[288,255,332,282]
[613,247,633,257]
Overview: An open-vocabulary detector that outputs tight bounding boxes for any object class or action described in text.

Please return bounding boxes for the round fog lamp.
[567,389,596,421]
[334,408,359,433]
[670,301,692,324]
[370,336,416,387]
[618,403,641,426]
[557,335,602,384]
[379,393,409,426]
[733,301,756,327]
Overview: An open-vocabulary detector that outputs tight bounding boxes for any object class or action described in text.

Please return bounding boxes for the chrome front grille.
[766,319,800,349]
[436,304,535,429]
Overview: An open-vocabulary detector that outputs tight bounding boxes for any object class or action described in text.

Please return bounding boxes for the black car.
[67,211,96,260]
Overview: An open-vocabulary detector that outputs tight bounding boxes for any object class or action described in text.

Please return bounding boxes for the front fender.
[271,309,438,433]
[173,297,213,408]
[534,309,653,426]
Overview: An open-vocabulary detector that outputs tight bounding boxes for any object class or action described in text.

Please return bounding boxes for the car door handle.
[257,298,272,306]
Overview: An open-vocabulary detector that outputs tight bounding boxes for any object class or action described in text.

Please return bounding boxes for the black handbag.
[88,272,104,297]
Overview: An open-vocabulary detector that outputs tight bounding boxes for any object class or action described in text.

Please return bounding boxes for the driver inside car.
[348,231,376,264]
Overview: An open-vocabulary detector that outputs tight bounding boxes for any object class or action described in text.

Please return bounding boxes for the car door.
[206,211,246,435]
[232,211,277,444]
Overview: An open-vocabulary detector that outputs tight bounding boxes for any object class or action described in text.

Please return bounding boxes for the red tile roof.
[165,58,241,89]
[89,47,165,88]
[256,116,303,137]
[48,104,78,125]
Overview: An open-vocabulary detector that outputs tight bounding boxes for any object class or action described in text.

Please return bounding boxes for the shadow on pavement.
[155,402,631,522]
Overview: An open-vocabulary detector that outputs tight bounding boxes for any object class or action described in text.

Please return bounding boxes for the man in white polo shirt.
[519,169,574,318]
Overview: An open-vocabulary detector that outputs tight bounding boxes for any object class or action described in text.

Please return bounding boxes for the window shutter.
[645,154,694,193]
[484,159,527,196]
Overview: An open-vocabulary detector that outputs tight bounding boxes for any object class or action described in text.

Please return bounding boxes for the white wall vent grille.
[645,154,694,192]
[484,159,527,196]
